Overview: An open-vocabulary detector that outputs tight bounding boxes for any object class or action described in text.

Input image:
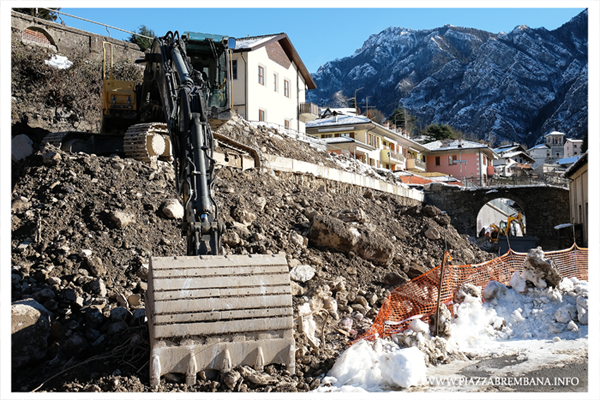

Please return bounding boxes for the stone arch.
[424,184,570,250]
[22,26,57,52]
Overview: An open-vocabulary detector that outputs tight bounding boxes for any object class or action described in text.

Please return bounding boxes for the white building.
[564,138,584,158]
[231,33,318,133]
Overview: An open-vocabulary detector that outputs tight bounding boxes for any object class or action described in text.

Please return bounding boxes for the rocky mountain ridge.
[307,10,588,146]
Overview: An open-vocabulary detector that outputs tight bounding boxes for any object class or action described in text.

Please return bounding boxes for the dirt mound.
[10,139,495,392]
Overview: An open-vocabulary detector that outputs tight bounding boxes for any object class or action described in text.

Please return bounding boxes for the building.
[561,152,588,246]
[422,139,498,186]
[231,33,318,133]
[492,143,535,177]
[529,131,566,167]
[305,112,428,171]
[564,138,584,158]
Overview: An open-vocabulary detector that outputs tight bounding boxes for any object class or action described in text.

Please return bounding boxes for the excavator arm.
[141,31,222,256]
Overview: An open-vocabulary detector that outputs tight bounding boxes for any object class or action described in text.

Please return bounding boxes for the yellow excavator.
[44,31,294,387]
[489,213,525,243]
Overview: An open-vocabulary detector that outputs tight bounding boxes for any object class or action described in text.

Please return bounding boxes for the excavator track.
[124,122,173,162]
[213,132,261,169]
[41,131,70,149]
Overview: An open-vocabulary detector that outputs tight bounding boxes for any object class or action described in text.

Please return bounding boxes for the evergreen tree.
[14,8,60,21]
[426,123,456,141]
[128,25,155,52]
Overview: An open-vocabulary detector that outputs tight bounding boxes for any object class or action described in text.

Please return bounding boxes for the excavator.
[489,213,525,243]
[46,32,295,387]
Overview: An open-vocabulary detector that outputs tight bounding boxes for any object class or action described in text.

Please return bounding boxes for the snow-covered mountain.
[307,10,588,146]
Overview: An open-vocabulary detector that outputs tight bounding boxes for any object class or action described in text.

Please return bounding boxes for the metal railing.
[298,102,320,116]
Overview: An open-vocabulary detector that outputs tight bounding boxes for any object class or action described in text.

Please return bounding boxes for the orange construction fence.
[356,244,588,342]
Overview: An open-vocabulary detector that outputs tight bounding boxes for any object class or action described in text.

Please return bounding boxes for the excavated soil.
[10,126,495,392]
[10,42,496,393]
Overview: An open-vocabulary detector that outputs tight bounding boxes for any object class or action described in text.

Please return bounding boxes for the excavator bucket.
[145,254,295,387]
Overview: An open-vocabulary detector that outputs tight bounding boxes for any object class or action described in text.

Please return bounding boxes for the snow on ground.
[316,277,588,392]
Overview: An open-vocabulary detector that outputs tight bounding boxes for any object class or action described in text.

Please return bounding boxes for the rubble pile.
[11,130,494,392]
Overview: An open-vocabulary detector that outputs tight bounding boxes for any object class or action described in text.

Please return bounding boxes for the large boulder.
[308,214,394,265]
[11,299,51,369]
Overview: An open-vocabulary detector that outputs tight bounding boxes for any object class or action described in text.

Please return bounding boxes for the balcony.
[380,148,406,164]
[406,158,426,171]
[298,102,320,123]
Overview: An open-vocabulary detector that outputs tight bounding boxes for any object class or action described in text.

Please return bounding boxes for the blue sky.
[56,6,586,73]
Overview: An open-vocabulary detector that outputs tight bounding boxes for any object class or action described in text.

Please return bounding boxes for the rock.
[86,256,106,277]
[290,281,306,296]
[11,299,51,368]
[384,271,408,287]
[160,199,184,219]
[424,226,441,240]
[85,307,105,328]
[308,214,394,265]
[110,307,131,322]
[42,151,62,165]
[332,208,369,223]
[422,205,442,217]
[12,134,34,162]
[107,321,129,335]
[136,264,149,280]
[128,293,142,308]
[290,265,315,283]
[88,278,107,297]
[289,231,307,247]
[435,213,452,226]
[339,317,353,331]
[109,210,135,228]
[223,370,241,390]
[522,247,563,288]
[232,207,257,226]
[63,332,89,357]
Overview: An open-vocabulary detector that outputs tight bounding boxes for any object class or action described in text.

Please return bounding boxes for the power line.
[38,7,153,40]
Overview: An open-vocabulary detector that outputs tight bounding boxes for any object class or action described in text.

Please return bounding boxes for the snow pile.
[45,54,73,69]
[316,276,588,392]
[314,339,427,392]
[329,153,410,189]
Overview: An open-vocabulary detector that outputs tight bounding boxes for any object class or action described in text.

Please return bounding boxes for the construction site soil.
[10,43,496,393]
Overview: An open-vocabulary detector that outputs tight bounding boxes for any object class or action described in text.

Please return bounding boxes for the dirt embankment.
[10,41,496,393]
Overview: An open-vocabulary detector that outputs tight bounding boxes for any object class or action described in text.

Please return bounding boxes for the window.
[232,60,237,80]
[273,73,278,91]
[435,156,440,166]
[259,109,265,121]
[284,119,290,129]
[258,66,264,85]
[284,79,290,97]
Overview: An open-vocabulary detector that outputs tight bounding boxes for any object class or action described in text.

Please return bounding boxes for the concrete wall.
[264,154,424,203]
[11,11,142,63]
[424,184,570,250]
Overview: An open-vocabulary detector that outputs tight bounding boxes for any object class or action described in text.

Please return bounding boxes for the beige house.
[305,111,428,171]
[562,152,588,247]
[231,33,318,133]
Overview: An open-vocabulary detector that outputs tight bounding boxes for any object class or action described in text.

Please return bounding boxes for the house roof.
[306,114,370,128]
[422,139,498,159]
[562,151,588,178]
[530,144,550,150]
[556,155,583,165]
[233,33,316,89]
[543,131,566,137]
[502,151,535,162]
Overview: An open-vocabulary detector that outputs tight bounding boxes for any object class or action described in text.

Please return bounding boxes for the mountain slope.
[307,10,588,145]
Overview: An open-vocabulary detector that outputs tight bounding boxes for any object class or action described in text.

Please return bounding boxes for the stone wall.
[424,183,570,250]
[11,11,143,62]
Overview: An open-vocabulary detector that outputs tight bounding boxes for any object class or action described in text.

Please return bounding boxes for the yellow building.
[562,152,588,246]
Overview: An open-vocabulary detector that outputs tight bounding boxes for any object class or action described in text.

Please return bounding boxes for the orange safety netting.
[356,244,588,342]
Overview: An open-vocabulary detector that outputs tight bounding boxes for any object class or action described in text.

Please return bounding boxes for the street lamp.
[353,87,363,112]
